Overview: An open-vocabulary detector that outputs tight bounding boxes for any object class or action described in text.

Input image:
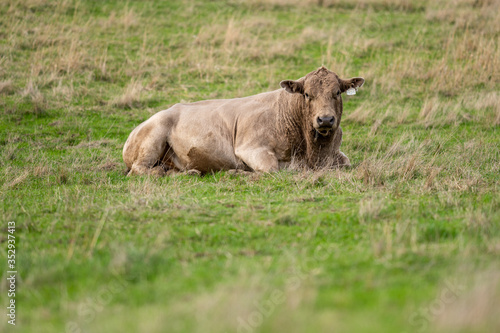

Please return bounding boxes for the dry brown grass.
[345,89,499,128]
[3,170,30,189]
[344,130,498,194]
[0,80,15,94]
[20,80,46,112]
[237,0,423,10]
[187,16,298,82]
[111,81,144,109]
[419,92,500,127]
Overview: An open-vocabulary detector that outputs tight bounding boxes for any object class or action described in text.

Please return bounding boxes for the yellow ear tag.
[346,87,356,96]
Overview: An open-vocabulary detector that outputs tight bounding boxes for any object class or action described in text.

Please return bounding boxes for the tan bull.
[123,66,364,176]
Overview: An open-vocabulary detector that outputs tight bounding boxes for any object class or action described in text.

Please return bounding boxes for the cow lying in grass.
[123,66,364,176]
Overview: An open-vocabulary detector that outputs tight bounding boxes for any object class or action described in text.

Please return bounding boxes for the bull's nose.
[317,116,335,127]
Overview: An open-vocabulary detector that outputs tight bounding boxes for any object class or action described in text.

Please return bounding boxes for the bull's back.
[123,90,280,172]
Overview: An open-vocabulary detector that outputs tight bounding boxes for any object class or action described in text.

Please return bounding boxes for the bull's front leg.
[334,151,351,167]
[331,126,351,167]
[234,146,279,173]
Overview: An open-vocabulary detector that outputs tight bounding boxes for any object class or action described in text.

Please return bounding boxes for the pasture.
[1,0,499,332]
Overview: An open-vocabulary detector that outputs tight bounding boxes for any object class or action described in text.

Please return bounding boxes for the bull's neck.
[277,91,306,147]
[276,91,334,167]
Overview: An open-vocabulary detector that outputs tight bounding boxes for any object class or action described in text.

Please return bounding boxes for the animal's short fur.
[123,67,364,176]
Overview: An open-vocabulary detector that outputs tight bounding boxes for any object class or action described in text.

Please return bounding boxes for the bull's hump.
[180,90,280,106]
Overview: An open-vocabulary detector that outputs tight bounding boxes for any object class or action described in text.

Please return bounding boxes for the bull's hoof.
[166,169,179,176]
[335,153,351,168]
[227,169,253,176]
[150,166,168,176]
[338,158,351,168]
[126,164,168,176]
[186,169,202,176]
[341,157,351,168]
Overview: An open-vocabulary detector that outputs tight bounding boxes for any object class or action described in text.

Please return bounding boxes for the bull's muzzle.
[316,116,335,136]
[317,116,335,127]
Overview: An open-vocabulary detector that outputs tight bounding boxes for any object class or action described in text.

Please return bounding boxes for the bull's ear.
[340,77,365,93]
[280,80,304,94]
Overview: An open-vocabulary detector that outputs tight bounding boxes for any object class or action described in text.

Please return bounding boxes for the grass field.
[1,0,499,332]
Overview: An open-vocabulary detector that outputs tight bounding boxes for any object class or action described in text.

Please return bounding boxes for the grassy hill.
[1,0,499,332]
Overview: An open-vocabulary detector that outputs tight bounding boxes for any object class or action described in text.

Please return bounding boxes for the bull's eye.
[304,93,310,99]
[336,90,341,97]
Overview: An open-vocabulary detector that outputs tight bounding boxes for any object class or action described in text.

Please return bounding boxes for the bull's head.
[280,67,364,139]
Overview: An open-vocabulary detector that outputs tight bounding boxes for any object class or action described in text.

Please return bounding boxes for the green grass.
[1,0,499,332]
